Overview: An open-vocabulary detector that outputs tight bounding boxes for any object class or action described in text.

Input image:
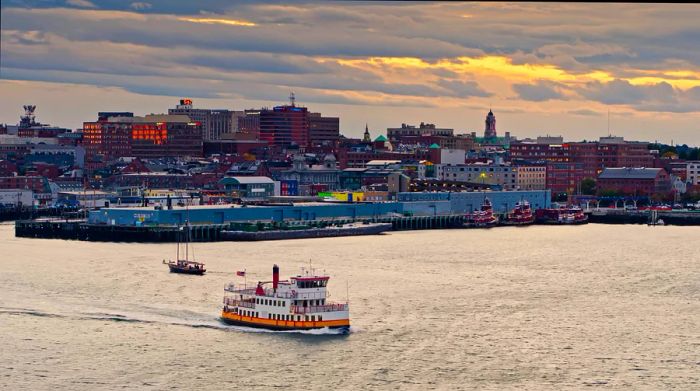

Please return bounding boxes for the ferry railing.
[224,285,328,300]
[291,303,348,314]
[223,297,255,308]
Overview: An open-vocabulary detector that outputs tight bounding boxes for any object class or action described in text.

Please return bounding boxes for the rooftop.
[220,176,274,184]
[598,167,663,180]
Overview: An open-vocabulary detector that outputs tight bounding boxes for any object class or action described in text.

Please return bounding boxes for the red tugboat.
[466,197,499,228]
[535,205,588,225]
[502,200,535,226]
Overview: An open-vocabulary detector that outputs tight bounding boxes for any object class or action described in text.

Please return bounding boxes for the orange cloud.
[335,55,700,90]
[178,17,257,27]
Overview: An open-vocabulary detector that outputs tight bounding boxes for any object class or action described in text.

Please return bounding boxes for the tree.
[580,178,596,195]
[599,189,620,197]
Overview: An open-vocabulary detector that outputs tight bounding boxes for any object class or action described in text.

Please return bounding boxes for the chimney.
[273,264,279,292]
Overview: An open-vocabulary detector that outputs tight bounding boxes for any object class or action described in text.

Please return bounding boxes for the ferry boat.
[502,201,535,226]
[221,265,350,332]
[163,223,206,275]
[467,197,499,228]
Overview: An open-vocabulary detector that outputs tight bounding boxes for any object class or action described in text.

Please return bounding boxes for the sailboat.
[163,221,206,275]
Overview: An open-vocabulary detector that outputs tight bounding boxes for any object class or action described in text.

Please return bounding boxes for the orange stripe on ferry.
[221,311,350,328]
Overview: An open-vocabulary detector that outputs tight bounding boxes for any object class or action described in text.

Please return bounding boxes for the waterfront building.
[0,176,52,205]
[219,176,275,198]
[0,189,34,207]
[515,164,547,190]
[104,172,220,190]
[168,99,233,141]
[509,136,654,197]
[597,167,671,197]
[546,161,585,198]
[87,189,552,226]
[440,163,519,190]
[278,155,340,196]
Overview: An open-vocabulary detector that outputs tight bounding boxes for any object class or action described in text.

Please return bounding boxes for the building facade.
[597,167,671,197]
[168,99,232,141]
[387,123,454,143]
[515,164,547,190]
[440,163,519,190]
[308,113,340,146]
[219,176,275,198]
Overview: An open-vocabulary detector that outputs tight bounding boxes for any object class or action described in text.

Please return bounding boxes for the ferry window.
[282,302,286,307]
[319,316,322,321]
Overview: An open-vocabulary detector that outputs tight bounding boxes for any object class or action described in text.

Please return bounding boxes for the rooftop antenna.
[607,109,611,137]
[289,91,296,107]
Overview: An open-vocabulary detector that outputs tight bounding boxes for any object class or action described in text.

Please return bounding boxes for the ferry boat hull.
[220,311,350,332]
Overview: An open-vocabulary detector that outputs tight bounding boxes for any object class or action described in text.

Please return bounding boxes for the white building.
[0,189,34,207]
[440,163,518,190]
[516,165,547,190]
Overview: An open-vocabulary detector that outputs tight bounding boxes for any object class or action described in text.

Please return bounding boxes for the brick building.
[597,167,671,197]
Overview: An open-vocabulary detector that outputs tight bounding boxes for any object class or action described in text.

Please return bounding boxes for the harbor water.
[1,223,698,390]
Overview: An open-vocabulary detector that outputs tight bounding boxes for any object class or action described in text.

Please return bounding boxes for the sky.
[1,1,699,144]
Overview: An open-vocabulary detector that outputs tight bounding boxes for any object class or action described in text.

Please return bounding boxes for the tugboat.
[502,200,535,226]
[535,205,588,225]
[221,265,350,332]
[163,223,206,275]
[467,197,499,228]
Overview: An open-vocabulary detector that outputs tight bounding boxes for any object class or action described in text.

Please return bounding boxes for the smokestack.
[273,264,279,292]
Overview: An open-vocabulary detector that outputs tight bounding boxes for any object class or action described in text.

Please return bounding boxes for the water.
[1,222,699,390]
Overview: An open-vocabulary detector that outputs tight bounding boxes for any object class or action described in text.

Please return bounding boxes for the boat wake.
[0,306,352,336]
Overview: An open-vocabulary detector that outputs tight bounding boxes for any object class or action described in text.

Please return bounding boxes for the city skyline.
[1,2,700,144]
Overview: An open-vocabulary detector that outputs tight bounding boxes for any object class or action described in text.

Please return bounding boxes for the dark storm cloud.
[513,81,567,102]
[1,2,699,115]
[0,7,472,59]
[582,80,700,113]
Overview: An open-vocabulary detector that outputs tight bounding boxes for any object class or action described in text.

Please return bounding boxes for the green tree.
[599,189,620,197]
[580,178,596,195]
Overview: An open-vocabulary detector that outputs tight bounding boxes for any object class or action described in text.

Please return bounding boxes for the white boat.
[221,265,349,332]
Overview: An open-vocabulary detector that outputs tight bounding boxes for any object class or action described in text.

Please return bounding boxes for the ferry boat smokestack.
[273,264,279,292]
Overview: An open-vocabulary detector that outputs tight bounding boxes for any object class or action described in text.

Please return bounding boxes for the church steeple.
[484,109,497,139]
[362,123,371,143]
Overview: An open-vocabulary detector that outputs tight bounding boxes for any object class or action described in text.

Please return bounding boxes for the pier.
[15,213,468,242]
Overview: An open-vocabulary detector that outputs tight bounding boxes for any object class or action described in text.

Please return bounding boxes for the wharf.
[15,214,467,242]
[587,209,700,225]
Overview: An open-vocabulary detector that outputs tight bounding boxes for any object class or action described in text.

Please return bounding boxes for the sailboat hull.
[168,264,206,275]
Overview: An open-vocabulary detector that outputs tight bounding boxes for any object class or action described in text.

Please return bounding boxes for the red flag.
[236,271,246,277]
